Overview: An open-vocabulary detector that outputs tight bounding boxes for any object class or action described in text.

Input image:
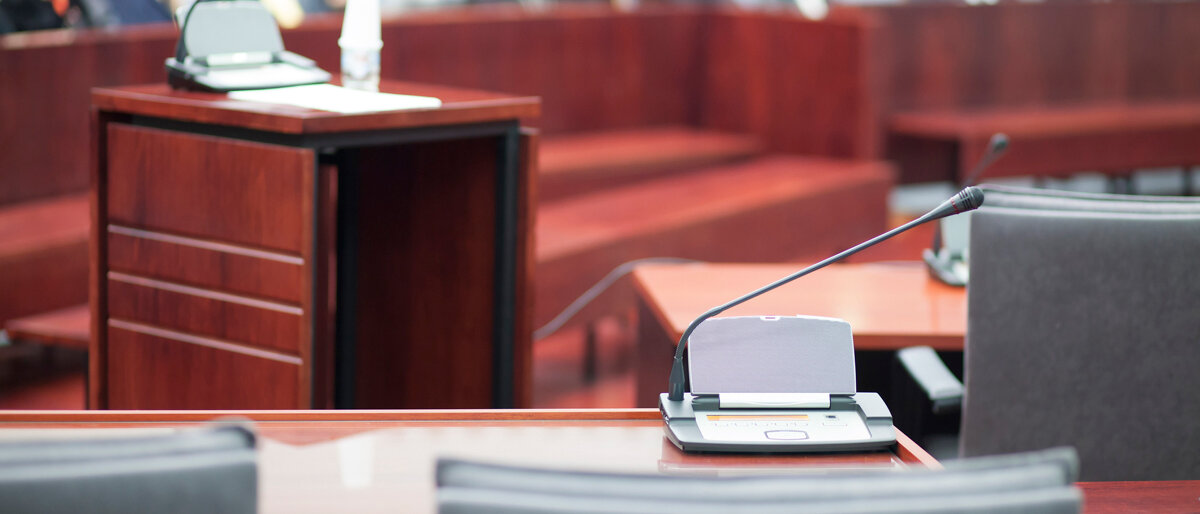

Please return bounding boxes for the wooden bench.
[870,2,1200,184]
[889,102,1200,185]
[538,127,762,202]
[0,194,89,331]
[4,305,89,349]
[534,156,894,330]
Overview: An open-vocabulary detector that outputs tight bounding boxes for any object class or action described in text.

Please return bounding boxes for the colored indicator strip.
[706,415,810,421]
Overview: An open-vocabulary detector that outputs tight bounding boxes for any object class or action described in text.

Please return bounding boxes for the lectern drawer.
[106,123,315,253]
[108,274,304,355]
[108,226,306,304]
[107,324,302,410]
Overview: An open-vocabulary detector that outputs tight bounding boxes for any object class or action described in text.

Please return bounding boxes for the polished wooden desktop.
[1,409,1192,513]
[90,81,539,410]
[632,261,966,406]
[0,409,934,513]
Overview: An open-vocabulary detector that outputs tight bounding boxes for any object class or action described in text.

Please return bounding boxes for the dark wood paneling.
[310,163,339,409]
[0,25,175,207]
[107,227,306,304]
[700,8,876,158]
[106,324,302,409]
[107,274,303,355]
[359,6,704,134]
[0,240,88,326]
[106,123,313,253]
[1126,2,1200,102]
[350,137,498,409]
[875,2,1200,112]
[90,109,119,409]
[514,129,537,408]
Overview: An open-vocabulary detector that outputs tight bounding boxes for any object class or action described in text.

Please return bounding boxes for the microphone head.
[924,186,985,221]
[988,133,1009,155]
[953,186,986,212]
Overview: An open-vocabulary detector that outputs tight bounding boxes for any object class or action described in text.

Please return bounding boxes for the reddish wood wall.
[871,2,1200,113]
[699,7,878,159]
[0,4,869,207]
[7,2,1198,207]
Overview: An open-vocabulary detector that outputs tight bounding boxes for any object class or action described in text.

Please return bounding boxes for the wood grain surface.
[348,137,499,409]
[105,325,302,409]
[633,261,966,350]
[92,81,539,135]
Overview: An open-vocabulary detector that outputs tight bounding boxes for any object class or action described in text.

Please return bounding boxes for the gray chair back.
[437,448,1081,513]
[0,425,258,514]
[964,201,1200,480]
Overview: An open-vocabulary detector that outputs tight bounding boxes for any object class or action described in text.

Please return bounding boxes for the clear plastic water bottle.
[339,0,382,91]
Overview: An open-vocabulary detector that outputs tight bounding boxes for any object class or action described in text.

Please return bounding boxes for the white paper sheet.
[228,84,442,114]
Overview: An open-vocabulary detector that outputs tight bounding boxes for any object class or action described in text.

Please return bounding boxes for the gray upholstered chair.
[0,424,258,513]
[924,184,1200,286]
[903,186,1200,480]
[436,448,1081,514]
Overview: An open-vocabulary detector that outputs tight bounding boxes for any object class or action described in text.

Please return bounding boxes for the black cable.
[533,257,701,341]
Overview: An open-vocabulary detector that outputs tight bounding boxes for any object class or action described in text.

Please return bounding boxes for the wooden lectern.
[89,82,539,410]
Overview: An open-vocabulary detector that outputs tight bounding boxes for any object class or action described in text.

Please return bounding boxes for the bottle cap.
[339,0,382,50]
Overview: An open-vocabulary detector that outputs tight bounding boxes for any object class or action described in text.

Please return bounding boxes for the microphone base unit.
[660,393,896,453]
[923,248,968,287]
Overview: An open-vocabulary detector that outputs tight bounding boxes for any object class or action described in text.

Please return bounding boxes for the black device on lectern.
[661,187,986,453]
[165,0,330,92]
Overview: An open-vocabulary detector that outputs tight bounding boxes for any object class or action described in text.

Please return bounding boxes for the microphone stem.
[667,209,938,400]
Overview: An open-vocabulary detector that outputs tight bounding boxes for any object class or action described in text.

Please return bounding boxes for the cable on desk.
[533,257,701,341]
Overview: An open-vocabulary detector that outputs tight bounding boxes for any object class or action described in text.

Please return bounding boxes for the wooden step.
[534,156,895,330]
[539,127,762,202]
[5,304,89,349]
[0,194,89,326]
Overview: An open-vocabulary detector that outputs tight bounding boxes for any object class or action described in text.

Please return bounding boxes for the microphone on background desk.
[924,133,1008,286]
[961,133,1009,188]
[666,187,986,401]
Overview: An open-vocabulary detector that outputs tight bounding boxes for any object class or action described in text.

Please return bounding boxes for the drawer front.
[106,123,314,253]
[107,323,302,409]
[108,273,303,355]
[107,226,306,304]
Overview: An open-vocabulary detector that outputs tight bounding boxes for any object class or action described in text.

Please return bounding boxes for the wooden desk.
[0,409,935,513]
[632,262,966,406]
[888,102,1200,184]
[90,82,539,410]
[1076,480,1200,513]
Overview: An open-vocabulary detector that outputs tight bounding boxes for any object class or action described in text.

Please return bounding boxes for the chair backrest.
[963,202,1200,480]
[0,425,258,514]
[980,184,1200,213]
[436,448,1081,513]
[927,185,1200,285]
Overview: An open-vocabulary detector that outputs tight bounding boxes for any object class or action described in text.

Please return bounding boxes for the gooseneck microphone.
[666,187,985,401]
[961,133,1009,188]
[928,133,1007,257]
